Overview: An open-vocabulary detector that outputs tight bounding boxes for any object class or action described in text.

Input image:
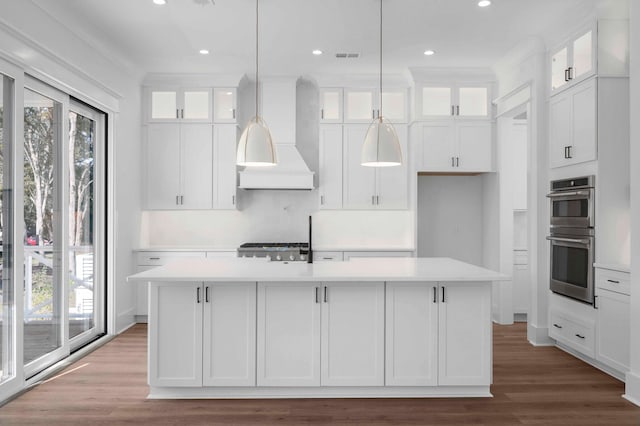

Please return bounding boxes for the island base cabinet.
[438,283,491,386]
[149,282,257,388]
[149,282,203,387]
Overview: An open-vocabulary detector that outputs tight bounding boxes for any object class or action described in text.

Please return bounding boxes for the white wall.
[417,175,484,266]
[0,0,143,334]
[626,0,640,407]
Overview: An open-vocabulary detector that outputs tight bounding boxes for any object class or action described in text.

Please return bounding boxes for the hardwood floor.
[0,323,638,425]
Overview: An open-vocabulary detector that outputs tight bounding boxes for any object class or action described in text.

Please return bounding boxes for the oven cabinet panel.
[438,283,491,386]
[385,283,438,386]
[549,309,596,358]
[256,282,321,386]
[149,282,203,387]
[321,282,385,386]
[595,287,630,373]
[202,282,256,387]
[549,78,597,168]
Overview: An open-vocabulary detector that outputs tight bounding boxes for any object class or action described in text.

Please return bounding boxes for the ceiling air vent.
[335,53,360,59]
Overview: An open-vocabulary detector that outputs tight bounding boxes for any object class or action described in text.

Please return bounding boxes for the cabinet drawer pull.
[575,333,585,339]
[606,279,620,284]
[322,257,333,260]
[553,323,562,329]
[149,257,161,260]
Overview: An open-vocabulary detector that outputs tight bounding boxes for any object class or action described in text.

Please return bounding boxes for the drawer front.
[549,310,595,358]
[595,269,630,296]
[314,251,344,261]
[549,312,568,340]
[136,251,206,266]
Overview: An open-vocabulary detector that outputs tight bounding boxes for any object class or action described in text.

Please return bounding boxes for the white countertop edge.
[134,247,236,252]
[134,247,416,253]
[593,263,630,273]
[313,247,416,252]
[131,276,503,283]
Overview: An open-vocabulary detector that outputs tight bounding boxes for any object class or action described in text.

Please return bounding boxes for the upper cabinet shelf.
[145,86,238,124]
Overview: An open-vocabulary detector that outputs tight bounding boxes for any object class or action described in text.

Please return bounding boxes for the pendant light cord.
[255,0,259,118]
[379,0,383,120]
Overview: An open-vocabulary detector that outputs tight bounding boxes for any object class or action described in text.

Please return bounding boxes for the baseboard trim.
[527,323,554,346]
[624,371,640,407]
[555,342,626,382]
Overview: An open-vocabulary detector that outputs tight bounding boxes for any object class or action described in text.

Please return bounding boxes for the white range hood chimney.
[238,77,315,190]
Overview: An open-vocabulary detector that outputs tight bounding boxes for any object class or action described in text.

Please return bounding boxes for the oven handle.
[546,190,590,198]
[546,236,591,245]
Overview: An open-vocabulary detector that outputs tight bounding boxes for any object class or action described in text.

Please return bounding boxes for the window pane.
[68,110,95,340]
[422,87,451,116]
[1,74,15,384]
[183,91,209,120]
[458,87,488,116]
[23,88,62,365]
[151,91,177,119]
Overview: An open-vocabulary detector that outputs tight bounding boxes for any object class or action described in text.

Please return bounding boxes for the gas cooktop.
[237,242,310,261]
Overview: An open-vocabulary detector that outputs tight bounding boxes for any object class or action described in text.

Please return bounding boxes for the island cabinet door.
[202,282,256,387]
[148,282,203,387]
[321,282,385,386]
[256,282,321,386]
[385,283,438,386]
[437,283,491,386]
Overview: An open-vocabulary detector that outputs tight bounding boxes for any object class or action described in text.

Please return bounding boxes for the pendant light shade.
[236,0,277,167]
[361,117,402,167]
[237,116,277,167]
[361,0,402,167]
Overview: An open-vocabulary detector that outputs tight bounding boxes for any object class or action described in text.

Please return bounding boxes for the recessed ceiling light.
[424,50,435,56]
[199,49,209,55]
[478,0,491,7]
[312,49,323,56]
[153,0,167,5]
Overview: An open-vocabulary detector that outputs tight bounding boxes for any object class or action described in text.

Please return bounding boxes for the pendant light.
[361,0,402,167]
[237,0,277,167]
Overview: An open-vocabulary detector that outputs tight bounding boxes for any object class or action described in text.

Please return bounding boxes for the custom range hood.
[238,77,315,190]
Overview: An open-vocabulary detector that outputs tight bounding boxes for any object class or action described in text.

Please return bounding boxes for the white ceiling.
[32,0,604,77]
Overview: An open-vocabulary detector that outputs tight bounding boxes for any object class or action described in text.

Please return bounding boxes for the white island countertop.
[127,257,508,283]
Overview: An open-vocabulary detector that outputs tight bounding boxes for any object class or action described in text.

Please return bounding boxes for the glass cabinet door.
[183,89,211,121]
[320,88,343,123]
[421,87,452,117]
[551,47,568,91]
[345,90,375,122]
[213,88,236,123]
[458,87,488,117]
[572,31,593,80]
[381,90,406,122]
[150,89,178,120]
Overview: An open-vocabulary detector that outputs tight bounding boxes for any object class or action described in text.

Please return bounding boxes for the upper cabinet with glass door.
[549,20,630,95]
[417,84,490,119]
[343,88,408,124]
[146,87,213,123]
[213,88,237,123]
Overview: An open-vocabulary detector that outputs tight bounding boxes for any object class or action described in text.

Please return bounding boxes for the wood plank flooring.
[0,323,638,425]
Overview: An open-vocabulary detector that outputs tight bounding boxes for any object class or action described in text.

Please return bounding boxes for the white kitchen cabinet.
[595,268,630,374]
[385,283,438,386]
[213,124,238,209]
[418,84,490,119]
[149,282,203,387]
[343,124,408,209]
[418,121,492,172]
[319,125,343,209]
[145,123,213,209]
[135,251,207,319]
[549,309,596,358]
[550,29,595,93]
[321,282,385,386]
[438,283,491,386]
[512,250,529,315]
[320,88,343,123]
[202,282,256,386]
[256,282,321,386]
[313,251,344,261]
[146,87,212,123]
[149,281,256,388]
[549,78,596,168]
[212,88,237,123]
[344,88,407,124]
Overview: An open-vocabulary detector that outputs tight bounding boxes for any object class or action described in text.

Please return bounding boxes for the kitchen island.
[128,257,507,399]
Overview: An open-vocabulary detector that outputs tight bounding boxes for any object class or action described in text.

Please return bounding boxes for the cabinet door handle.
[451,105,455,116]
[196,287,201,304]
[456,157,459,167]
[232,195,235,205]
[566,146,572,159]
[451,157,455,167]
[176,195,179,205]
[372,109,376,119]
[372,195,376,205]
[315,287,320,303]
[232,108,236,119]
[376,195,380,205]
[181,109,184,119]
[575,333,585,339]
[606,279,620,284]
[441,287,446,303]
[320,195,325,205]
[324,286,328,303]
[456,105,460,116]
[594,295,598,309]
[568,67,574,80]
[180,195,184,205]
[564,146,568,158]
[433,286,437,303]
[321,109,324,119]
[564,69,570,82]
[205,286,210,303]
[553,323,562,329]
[176,109,179,119]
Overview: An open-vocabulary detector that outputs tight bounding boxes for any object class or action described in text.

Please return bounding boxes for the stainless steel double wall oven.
[546,176,595,304]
